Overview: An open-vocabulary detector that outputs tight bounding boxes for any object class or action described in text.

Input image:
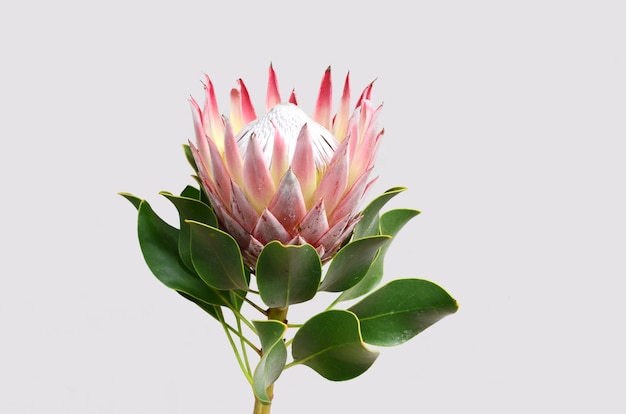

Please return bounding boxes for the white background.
[2,1,624,413]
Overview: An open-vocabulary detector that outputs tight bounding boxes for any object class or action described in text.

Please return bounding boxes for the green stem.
[253,397,272,414]
[222,320,261,354]
[213,290,259,334]
[231,290,268,316]
[218,312,253,385]
[252,306,289,414]
[237,316,253,373]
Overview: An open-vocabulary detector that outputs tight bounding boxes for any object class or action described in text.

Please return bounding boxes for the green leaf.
[337,208,420,302]
[178,291,222,320]
[292,310,379,381]
[161,191,218,272]
[180,185,200,199]
[187,220,248,291]
[319,236,391,292]
[135,201,230,307]
[180,183,212,208]
[353,187,407,240]
[256,242,322,308]
[183,144,199,173]
[119,192,143,209]
[252,320,288,404]
[348,279,458,346]
[229,268,251,312]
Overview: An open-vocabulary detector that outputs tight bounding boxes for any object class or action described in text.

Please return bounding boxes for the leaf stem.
[237,316,253,373]
[217,312,253,384]
[232,291,268,316]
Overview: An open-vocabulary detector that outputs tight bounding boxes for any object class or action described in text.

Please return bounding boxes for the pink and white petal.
[217,208,254,253]
[269,121,289,186]
[316,212,353,258]
[266,63,282,111]
[314,141,349,216]
[288,89,298,105]
[238,78,257,125]
[229,88,244,135]
[286,234,306,246]
[329,169,371,224]
[297,199,329,244]
[242,135,276,213]
[230,180,260,232]
[345,115,360,162]
[252,209,291,244]
[222,117,244,187]
[357,100,378,144]
[363,175,378,196]
[350,115,382,184]
[320,216,360,262]
[189,140,214,186]
[244,236,265,268]
[291,124,318,207]
[189,97,207,144]
[268,169,307,234]
[203,75,225,152]
[315,245,326,260]
[206,138,233,205]
[332,71,351,141]
[313,66,332,130]
[355,80,375,109]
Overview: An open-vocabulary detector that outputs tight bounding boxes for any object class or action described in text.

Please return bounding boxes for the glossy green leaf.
[119,192,142,210]
[337,208,420,302]
[252,320,288,404]
[353,187,406,240]
[178,291,222,320]
[135,201,230,307]
[180,185,200,199]
[230,269,251,312]
[348,278,458,346]
[183,144,199,173]
[187,220,248,290]
[161,191,218,272]
[256,242,322,308]
[319,236,391,292]
[180,183,212,207]
[292,310,379,381]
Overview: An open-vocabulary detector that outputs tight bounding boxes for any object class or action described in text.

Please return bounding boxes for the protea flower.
[189,65,383,268]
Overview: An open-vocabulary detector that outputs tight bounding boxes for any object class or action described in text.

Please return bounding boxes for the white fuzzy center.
[236,103,338,169]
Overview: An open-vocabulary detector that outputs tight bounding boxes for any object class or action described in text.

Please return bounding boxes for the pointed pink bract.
[313,66,332,130]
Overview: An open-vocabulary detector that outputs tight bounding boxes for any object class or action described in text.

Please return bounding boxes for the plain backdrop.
[1,1,624,413]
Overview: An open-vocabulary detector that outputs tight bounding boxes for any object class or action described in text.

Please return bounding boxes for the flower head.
[189,65,383,267]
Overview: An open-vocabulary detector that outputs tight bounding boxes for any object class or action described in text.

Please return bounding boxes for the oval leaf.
[337,208,420,302]
[161,191,218,272]
[252,320,288,404]
[348,278,458,346]
[187,220,248,290]
[136,201,229,307]
[256,242,322,308]
[319,236,391,292]
[353,186,406,239]
[292,310,379,381]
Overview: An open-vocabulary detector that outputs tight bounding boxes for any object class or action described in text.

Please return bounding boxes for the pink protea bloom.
[189,65,383,268]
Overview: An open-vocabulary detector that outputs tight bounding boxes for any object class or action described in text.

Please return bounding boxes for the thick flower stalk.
[189,65,383,268]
